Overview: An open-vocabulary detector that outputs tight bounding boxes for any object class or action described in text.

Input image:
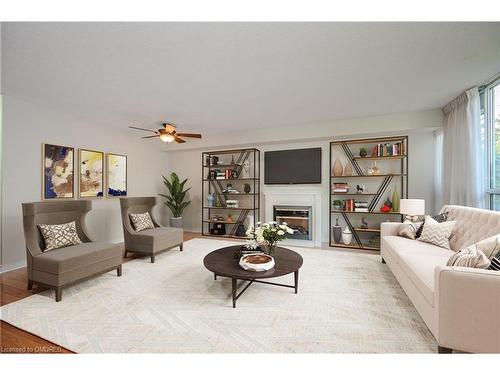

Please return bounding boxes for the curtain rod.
[479,71,500,91]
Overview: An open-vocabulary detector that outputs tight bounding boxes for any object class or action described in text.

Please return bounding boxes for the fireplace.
[273,205,312,241]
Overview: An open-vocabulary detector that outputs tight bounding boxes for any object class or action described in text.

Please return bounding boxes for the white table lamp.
[399,199,425,221]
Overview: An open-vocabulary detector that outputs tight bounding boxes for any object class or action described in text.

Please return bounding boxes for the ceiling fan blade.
[129,126,157,133]
[174,137,186,144]
[163,123,177,133]
[142,135,159,139]
[176,133,202,138]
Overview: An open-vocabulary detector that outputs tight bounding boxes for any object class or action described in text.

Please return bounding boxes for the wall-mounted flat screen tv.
[264,147,322,184]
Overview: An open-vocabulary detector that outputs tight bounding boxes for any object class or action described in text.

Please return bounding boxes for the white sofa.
[381,205,500,353]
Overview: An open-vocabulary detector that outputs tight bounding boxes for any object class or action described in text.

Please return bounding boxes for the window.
[485,79,500,210]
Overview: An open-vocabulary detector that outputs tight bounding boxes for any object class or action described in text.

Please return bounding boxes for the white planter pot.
[170,217,183,228]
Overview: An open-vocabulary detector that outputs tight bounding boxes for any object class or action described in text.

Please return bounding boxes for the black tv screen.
[264,148,322,184]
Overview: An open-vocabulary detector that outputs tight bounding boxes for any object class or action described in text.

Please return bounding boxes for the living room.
[1,1,500,372]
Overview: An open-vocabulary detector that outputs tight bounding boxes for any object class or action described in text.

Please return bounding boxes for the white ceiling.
[2,22,500,134]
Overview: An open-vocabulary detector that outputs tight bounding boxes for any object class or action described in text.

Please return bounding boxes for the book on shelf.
[371,141,405,157]
[333,182,349,193]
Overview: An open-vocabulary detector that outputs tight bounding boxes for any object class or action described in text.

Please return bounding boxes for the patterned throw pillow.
[398,220,424,240]
[415,211,449,238]
[129,212,155,232]
[417,216,456,249]
[38,221,82,252]
[446,246,491,268]
[489,253,500,271]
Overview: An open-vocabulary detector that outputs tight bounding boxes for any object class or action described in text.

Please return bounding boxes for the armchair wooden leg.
[180,243,183,251]
[123,250,128,258]
[438,346,453,354]
[27,280,33,290]
[381,258,386,264]
[55,287,63,302]
[151,255,155,263]
[117,265,122,276]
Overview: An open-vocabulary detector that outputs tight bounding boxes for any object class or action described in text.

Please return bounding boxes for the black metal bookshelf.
[201,148,260,239]
[329,136,408,251]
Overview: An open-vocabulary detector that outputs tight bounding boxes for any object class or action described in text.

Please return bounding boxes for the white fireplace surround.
[263,187,322,247]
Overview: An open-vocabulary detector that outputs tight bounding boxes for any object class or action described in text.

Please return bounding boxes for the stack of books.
[354,201,369,212]
[333,182,348,193]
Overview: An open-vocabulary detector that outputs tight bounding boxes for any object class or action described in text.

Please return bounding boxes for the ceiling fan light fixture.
[160,133,175,143]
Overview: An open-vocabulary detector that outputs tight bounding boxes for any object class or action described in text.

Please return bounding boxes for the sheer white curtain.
[442,87,486,208]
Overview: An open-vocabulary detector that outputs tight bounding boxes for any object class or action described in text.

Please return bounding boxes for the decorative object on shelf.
[42,143,75,199]
[226,199,239,208]
[230,155,235,165]
[367,161,381,175]
[356,184,364,194]
[226,212,234,222]
[242,159,251,178]
[343,163,353,176]
[235,224,247,237]
[159,172,191,228]
[332,218,342,244]
[332,158,343,176]
[392,187,400,213]
[79,149,104,198]
[244,183,251,194]
[361,217,368,229]
[332,200,342,211]
[231,169,239,178]
[359,148,367,157]
[342,227,353,245]
[107,153,127,197]
[399,199,425,222]
[207,193,215,207]
[380,196,392,213]
[369,236,380,248]
[246,221,293,256]
[209,222,226,235]
[239,253,275,272]
[211,155,219,166]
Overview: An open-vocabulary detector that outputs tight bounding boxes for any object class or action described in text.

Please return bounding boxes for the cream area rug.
[0,238,437,353]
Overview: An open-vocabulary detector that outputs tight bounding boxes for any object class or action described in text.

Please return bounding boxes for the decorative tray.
[239,253,275,272]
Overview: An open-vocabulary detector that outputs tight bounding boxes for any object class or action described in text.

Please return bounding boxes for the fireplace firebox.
[273,205,312,241]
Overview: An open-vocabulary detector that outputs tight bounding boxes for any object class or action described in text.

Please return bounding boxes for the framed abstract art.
[79,149,104,198]
[107,153,127,197]
[42,143,75,199]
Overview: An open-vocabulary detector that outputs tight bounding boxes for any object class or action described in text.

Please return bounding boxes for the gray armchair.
[22,200,123,302]
[120,197,183,263]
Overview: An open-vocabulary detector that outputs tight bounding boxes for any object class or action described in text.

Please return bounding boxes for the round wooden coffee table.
[203,245,303,308]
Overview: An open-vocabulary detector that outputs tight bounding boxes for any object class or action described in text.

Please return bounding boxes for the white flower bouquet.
[245,221,294,255]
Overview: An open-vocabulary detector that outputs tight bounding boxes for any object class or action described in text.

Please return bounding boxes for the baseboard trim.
[1,260,26,274]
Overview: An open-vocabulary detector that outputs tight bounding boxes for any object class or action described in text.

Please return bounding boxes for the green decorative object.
[159,172,191,218]
[392,187,400,213]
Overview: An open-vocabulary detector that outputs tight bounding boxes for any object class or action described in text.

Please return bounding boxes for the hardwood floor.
[0,231,204,354]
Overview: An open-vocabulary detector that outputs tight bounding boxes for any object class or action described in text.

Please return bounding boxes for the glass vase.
[262,243,277,256]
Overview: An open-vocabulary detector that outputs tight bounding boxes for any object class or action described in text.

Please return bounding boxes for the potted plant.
[159,172,191,228]
[246,221,294,256]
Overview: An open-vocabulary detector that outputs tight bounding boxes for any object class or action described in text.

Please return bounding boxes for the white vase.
[342,227,352,244]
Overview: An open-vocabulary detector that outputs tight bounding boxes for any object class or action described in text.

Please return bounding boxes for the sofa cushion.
[443,205,500,251]
[134,227,183,251]
[382,235,454,305]
[32,242,122,274]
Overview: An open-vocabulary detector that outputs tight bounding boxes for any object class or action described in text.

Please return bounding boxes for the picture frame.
[78,148,105,198]
[106,153,127,197]
[42,143,75,200]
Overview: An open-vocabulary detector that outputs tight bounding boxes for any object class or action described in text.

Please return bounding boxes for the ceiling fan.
[129,123,202,143]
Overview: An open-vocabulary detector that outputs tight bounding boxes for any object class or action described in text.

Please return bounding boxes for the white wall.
[166,110,442,243]
[0,96,169,269]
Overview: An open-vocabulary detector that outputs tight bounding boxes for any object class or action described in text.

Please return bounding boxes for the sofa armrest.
[435,266,500,353]
[380,222,401,238]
